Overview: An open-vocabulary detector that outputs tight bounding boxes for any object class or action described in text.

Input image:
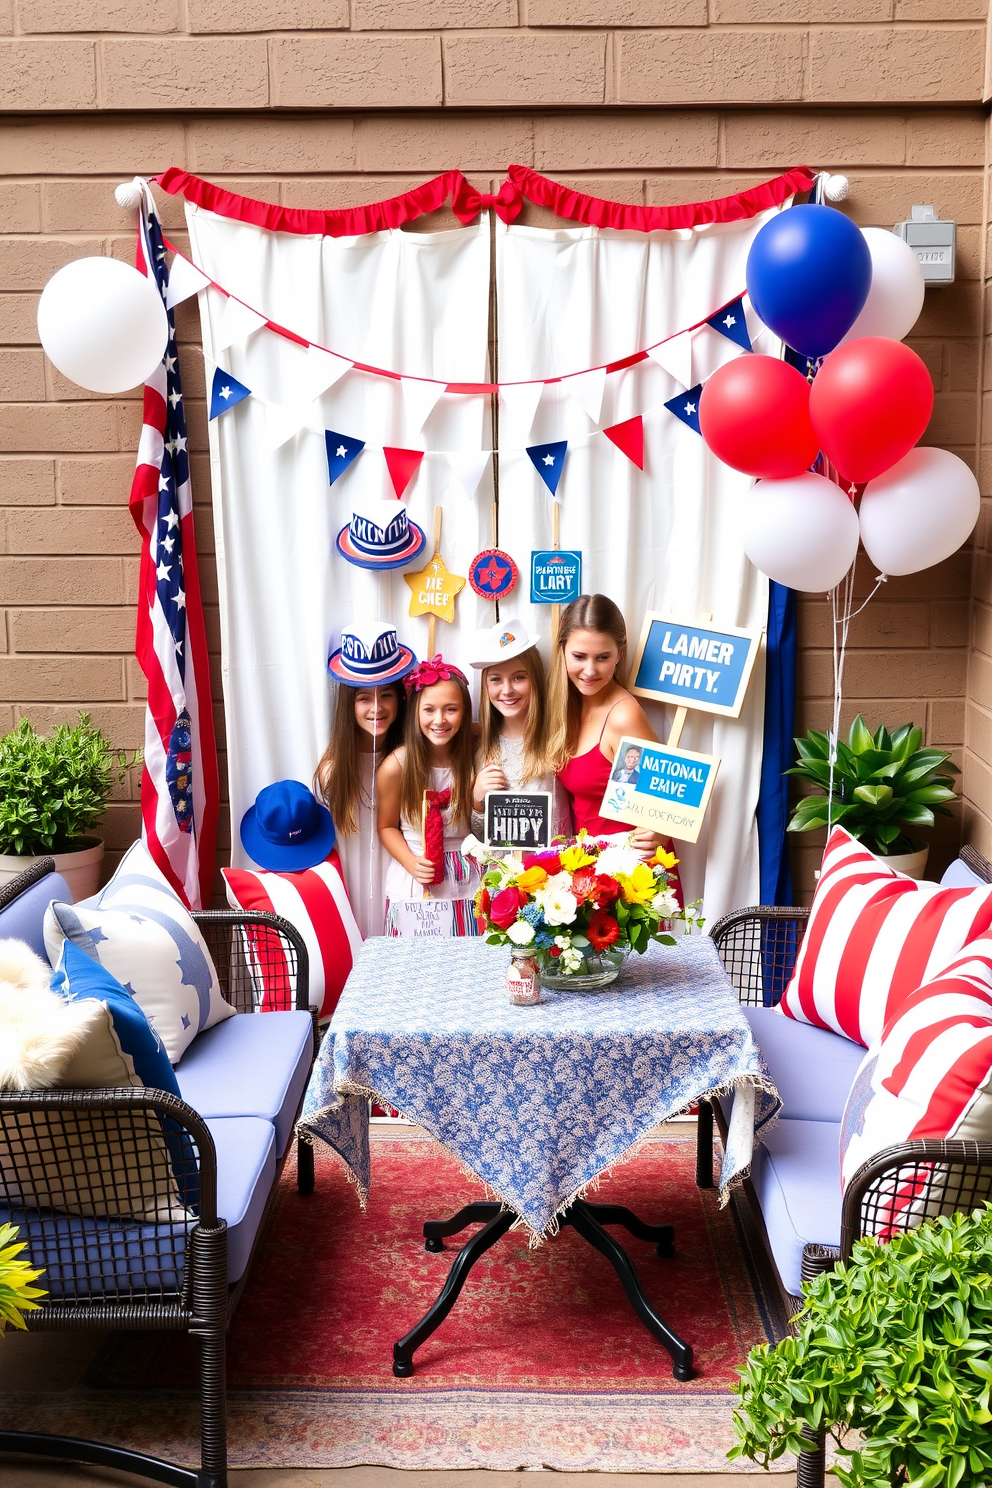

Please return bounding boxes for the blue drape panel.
[756,580,798,1003]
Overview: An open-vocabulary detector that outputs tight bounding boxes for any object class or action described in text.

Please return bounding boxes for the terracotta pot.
[0,836,105,903]
[879,842,930,880]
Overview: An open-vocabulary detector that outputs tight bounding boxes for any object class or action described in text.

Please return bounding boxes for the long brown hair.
[315,682,405,836]
[547,594,628,772]
[400,675,475,830]
[477,645,549,782]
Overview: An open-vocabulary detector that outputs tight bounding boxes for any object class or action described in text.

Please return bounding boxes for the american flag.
[129,190,218,909]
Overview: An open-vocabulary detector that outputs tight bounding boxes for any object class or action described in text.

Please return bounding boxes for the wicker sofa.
[0,855,316,1488]
[706,845,992,1488]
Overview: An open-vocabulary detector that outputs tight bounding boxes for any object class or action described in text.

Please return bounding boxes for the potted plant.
[730,1204,992,1488]
[0,1221,45,1334]
[0,714,138,901]
[786,715,958,879]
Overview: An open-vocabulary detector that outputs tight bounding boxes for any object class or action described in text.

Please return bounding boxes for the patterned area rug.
[2,1132,791,1472]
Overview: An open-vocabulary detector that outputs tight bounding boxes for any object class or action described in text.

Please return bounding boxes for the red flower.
[477,886,491,917]
[490,885,525,930]
[570,865,598,902]
[532,851,562,876]
[548,944,561,958]
[586,909,620,952]
[591,874,621,907]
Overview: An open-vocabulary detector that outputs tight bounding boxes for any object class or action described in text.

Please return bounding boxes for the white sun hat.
[467,617,539,669]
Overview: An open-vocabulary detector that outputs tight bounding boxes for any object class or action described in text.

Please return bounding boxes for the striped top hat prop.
[328,621,417,687]
[336,500,426,571]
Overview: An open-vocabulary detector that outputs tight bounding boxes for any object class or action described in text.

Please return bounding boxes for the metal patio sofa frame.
[0,855,315,1488]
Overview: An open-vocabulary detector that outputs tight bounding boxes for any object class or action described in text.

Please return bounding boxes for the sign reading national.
[599,737,719,845]
[630,613,761,718]
[485,791,553,850]
[530,550,582,605]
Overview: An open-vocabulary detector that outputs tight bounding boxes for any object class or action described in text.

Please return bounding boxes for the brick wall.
[1,2,986,899]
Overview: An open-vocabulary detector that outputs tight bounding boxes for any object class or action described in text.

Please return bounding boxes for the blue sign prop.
[630,613,761,718]
[599,735,720,844]
[530,549,582,605]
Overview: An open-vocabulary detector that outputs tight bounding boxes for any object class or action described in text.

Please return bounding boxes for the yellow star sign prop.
[405,552,466,623]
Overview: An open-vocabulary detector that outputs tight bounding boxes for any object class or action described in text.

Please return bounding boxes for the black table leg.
[564,1200,694,1381]
[695,1098,714,1188]
[392,1207,515,1377]
[581,1202,674,1256]
[424,1201,502,1252]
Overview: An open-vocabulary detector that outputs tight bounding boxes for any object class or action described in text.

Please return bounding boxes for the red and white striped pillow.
[779,828,992,1048]
[839,939,992,1230]
[222,850,362,1022]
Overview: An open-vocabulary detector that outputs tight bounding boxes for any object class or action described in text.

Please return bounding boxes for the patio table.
[298,933,780,1379]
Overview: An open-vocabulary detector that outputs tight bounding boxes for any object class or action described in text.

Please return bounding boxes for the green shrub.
[0,714,138,855]
[731,1205,992,1488]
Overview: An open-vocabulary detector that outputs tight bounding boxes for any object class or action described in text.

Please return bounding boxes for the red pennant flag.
[383,447,424,499]
[603,416,644,471]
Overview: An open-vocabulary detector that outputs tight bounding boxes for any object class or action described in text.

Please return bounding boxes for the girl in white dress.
[469,618,571,841]
[317,623,415,939]
[377,656,481,935]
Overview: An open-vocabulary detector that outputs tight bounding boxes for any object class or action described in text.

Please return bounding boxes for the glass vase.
[536,943,630,992]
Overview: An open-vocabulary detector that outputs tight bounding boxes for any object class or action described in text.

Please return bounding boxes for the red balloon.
[809,336,934,483]
[698,356,819,479]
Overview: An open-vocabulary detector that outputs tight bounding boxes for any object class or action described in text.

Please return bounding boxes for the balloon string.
[827,556,859,835]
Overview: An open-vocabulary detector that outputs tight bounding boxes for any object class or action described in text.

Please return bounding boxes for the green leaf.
[848,714,875,755]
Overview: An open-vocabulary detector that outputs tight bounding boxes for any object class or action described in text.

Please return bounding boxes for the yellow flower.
[618,862,657,905]
[560,844,596,872]
[516,865,549,891]
[651,847,680,870]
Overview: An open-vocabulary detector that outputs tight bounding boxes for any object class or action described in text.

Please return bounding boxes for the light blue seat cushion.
[940,856,987,889]
[175,1011,312,1158]
[739,1004,865,1123]
[2,1113,276,1293]
[0,870,71,960]
[750,1118,842,1297]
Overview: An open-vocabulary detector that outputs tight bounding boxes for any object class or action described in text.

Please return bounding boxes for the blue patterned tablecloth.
[298,934,780,1238]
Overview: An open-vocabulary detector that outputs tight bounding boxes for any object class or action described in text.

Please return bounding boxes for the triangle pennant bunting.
[208,366,251,420]
[664,384,703,436]
[325,430,365,486]
[500,381,545,443]
[447,450,491,500]
[301,345,352,403]
[258,399,311,452]
[706,296,752,353]
[526,440,568,496]
[647,332,692,390]
[215,296,268,353]
[165,254,210,311]
[384,446,424,499]
[401,378,446,435]
[565,366,607,425]
[603,415,644,470]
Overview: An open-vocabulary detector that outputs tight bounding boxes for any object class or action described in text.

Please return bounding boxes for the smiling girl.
[377,655,480,934]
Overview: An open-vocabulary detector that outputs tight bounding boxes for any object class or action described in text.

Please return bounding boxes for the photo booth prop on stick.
[599,738,720,845]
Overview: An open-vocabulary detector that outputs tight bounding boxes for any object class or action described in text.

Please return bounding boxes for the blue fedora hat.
[240,779,336,871]
[335,500,426,571]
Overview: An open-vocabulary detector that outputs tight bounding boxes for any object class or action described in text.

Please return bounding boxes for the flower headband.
[404,654,468,695]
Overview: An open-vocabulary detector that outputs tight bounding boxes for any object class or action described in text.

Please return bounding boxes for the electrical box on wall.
[894,205,956,287]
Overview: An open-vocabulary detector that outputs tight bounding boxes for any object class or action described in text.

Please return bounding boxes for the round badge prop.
[468,549,519,600]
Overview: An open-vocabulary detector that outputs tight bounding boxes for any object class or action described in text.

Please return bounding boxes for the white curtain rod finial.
[115,177,147,211]
[823,174,850,203]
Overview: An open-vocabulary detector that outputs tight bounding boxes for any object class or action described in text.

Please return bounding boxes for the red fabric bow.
[451,176,523,226]
[423,787,450,886]
[404,654,467,695]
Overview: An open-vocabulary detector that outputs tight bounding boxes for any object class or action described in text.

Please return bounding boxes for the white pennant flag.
[446,450,491,500]
[301,344,352,403]
[565,366,607,425]
[215,296,268,353]
[257,398,311,452]
[165,254,211,310]
[500,381,545,443]
[401,377,446,435]
[647,332,692,390]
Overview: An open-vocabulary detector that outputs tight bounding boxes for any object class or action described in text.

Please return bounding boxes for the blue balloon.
[746,205,872,361]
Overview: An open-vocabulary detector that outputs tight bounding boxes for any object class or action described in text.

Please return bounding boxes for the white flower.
[561,947,583,973]
[536,888,578,926]
[544,871,573,895]
[596,844,642,880]
[507,919,536,946]
[651,890,679,918]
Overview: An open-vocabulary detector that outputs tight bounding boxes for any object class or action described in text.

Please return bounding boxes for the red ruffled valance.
[155,164,816,238]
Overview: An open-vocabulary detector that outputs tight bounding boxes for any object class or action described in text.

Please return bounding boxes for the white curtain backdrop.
[187,197,787,919]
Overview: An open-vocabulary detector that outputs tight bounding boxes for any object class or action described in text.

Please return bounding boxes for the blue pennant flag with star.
[526,440,568,496]
[208,367,251,420]
[325,430,365,486]
[706,297,752,353]
[664,384,703,435]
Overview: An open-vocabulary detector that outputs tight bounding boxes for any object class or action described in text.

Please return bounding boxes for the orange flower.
[516,865,549,891]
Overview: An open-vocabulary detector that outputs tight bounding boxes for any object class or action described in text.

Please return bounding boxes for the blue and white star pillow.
[43,839,234,1064]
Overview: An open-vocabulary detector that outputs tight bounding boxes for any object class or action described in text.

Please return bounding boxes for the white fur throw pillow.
[0,939,102,1090]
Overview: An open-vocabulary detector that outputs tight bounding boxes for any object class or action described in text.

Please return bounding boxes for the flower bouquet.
[474,833,703,991]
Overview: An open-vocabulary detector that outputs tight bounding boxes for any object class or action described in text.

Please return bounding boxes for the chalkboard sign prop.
[484,791,553,850]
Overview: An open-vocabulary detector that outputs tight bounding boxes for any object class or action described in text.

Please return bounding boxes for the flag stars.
[156,562,172,582]
[335,444,348,458]
[164,510,180,530]
[174,590,187,610]
[723,314,736,328]
[158,474,171,492]
[162,535,175,553]
[684,401,696,416]
[218,385,233,401]
[542,453,555,466]
[168,389,182,408]
[164,355,177,373]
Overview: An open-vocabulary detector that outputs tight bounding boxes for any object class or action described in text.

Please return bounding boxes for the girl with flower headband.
[377,655,481,935]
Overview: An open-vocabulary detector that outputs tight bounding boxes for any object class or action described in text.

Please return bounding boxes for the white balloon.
[37,257,168,394]
[838,228,925,344]
[741,472,861,592]
[859,446,979,576]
